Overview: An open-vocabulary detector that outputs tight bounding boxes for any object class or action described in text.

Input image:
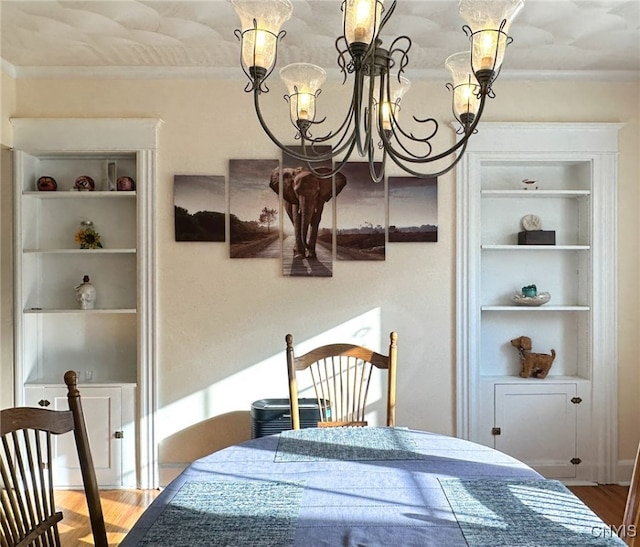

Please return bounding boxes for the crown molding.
[1,59,638,83]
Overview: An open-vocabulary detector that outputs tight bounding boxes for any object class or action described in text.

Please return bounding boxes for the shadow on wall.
[159,411,251,466]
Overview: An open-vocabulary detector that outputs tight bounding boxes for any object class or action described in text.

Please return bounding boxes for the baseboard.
[616,459,635,485]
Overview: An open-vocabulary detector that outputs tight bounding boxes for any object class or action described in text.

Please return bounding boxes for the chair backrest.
[623,441,640,545]
[0,371,108,547]
[286,331,397,429]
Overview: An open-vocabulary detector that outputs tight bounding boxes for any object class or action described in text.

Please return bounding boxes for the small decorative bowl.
[37,176,57,191]
[116,176,135,191]
[74,175,95,191]
[512,291,551,306]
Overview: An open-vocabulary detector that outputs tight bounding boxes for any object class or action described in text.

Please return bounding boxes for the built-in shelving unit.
[12,118,159,488]
[456,122,620,483]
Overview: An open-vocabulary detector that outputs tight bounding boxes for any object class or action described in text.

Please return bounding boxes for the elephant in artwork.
[269,166,347,259]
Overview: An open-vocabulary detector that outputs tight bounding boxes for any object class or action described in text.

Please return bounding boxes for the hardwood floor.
[56,489,159,546]
[568,484,629,526]
[55,485,628,545]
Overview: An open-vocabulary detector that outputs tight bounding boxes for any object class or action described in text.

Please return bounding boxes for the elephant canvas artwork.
[272,146,346,277]
[174,175,226,242]
[335,162,385,261]
[388,176,438,242]
[229,159,280,258]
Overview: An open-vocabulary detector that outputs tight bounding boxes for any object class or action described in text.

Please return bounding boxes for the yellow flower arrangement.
[75,221,103,249]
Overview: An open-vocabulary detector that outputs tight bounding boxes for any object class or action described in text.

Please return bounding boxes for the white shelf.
[480,375,591,384]
[482,305,590,311]
[24,248,136,254]
[24,308,136,314]
[481,189,590,198]
[23,191,136,198]
[25,380,137,387]
[481,245,590,251]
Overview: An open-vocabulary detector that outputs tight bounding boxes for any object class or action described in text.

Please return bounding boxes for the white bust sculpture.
[75,275,96,310]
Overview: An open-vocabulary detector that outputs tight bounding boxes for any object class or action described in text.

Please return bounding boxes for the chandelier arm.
[307,130,359,161]
[294,64,373,159]
[300,112,360,160]
[379,0,397,32]
[385,134,471,179]
[387,114,439,156]
[302,137,361,179]
[380,90,488,167]
[354,69,369,157]
[368,140,386,184]
[387,35,411,77]
[305,83,361,152]
[253,90,338,163]
[335,37,350,83]
[386,128,434,160]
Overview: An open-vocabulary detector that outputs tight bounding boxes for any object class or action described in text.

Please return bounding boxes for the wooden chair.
[286,331,398,429]
[0,371,108,547]
[623,441,640,546]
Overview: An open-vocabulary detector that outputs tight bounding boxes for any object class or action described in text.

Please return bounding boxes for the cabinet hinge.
[491,427,501,436]
[571,397,583,404]
[114,431,124,439]
[570,457,582,465]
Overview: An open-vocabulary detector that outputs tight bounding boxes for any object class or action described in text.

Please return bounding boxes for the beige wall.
[0,68,15,410]
[5,75,640,475]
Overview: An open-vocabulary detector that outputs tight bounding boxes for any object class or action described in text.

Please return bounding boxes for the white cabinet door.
[494,383,578,479]
[24,385,124,487]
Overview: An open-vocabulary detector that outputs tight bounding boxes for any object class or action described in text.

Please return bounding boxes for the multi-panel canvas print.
[388,176,438,242]
[335,162,385,260]
[174,175,226,242]
[228,159,280,258]
[279,146,336,277]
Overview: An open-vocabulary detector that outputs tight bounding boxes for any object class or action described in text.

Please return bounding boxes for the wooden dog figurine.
[510,335,556,378]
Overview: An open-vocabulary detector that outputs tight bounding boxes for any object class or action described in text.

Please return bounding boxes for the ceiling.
[0,0,638,81]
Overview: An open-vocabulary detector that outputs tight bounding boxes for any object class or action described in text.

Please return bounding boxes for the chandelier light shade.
[232,0,525,180]
[378,74,410,132]
[232,0,293,77]
[445,52,481,126]
[459,0,525,84]
[280,63,327,130]
[343,0,384,52]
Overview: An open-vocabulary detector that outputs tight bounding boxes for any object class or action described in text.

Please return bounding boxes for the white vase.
[75,275,96,310]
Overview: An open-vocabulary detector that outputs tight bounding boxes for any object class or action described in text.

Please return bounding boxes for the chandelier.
[232,0,524,181]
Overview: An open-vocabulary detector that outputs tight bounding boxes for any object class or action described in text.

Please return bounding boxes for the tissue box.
[518,230,556,245]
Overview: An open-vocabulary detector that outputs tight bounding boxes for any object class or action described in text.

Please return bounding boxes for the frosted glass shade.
[445,52,481,124]
[458,0,525,75]
[232,0,293,72]
[343,0,384,47]
[280,63,327,123]
[459,0,524,34]
[380,75,410,131]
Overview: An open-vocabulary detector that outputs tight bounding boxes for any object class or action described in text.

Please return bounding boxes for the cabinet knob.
[38,399,51,407]
[114,431,124,439]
